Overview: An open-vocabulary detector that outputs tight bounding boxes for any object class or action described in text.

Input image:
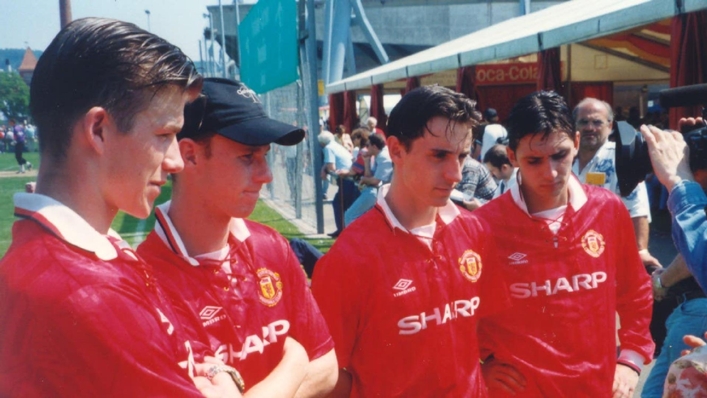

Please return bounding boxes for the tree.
[0,72,30,122]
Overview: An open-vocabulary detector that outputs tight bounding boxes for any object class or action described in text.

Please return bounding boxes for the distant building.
[18,47,37,87]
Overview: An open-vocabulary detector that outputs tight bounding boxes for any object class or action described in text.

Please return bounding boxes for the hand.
[481,357,526,395]
[639,125,694,192]
[677,116,705,134]
[612,363,639,398]
[640,250,662,274]
[651,268,668,301]
[192,356,243,398]
[681,332,707,356]
[462,198,483,211]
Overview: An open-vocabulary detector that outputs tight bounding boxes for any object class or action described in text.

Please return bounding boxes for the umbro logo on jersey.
[200,306,227,327]
[508,252,528,265]
[393,279,416,297]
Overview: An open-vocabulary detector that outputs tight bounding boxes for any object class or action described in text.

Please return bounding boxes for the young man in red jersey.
[0,18,244,397]
[311,85,508,397]
[137,78,337,397]
[475,91,653,397]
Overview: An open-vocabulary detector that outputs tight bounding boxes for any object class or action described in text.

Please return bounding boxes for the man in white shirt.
[572,98,661,271]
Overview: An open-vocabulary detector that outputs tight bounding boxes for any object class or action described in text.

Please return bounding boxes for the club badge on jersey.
[581,230,606,258]
[459,249,483,283]
[257,268,283,307]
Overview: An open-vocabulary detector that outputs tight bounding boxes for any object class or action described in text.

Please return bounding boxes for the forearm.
[669,181,707,290]
[660,254,693,288]
[293,350,338,398]
[359,176,381,187]
[632,216,649,251]
[246,337,309,398]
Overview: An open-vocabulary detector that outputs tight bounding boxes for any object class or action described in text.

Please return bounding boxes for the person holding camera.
[640,121,707,290]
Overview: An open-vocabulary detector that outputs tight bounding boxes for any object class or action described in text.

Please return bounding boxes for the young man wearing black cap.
[137,78,337,397]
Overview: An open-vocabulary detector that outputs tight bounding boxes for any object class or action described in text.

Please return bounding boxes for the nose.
[254,156,273,184]
[544,160,559,181]
[163,135,184,174]
[445,157,463,185]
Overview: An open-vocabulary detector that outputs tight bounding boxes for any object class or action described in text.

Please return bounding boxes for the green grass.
[0,151,39,172]
[0,171,332,255]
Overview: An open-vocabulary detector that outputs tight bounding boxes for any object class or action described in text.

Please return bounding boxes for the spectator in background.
[455,154,496,211]
[480,108,508,160]
[334,125,354,152]
[24,122,37,152]
[344,133,393,226]
[365,116,385,137]
[11,120,32,173]
[572,98,660,271]
[318,131,357,238]
[483,143,517,198]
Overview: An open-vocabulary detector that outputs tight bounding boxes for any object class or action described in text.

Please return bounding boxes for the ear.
[386,136,405,165]
[178,138,199,168]
[506,146,520,168]
[80,107,112,155]
[571,130,580,150]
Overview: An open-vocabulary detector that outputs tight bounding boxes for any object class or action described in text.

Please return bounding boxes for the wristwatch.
[207,364,245,394]
[651,271,665,290]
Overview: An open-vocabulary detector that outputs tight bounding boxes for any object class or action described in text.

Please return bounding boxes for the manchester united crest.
[256,268,283,307]
[581,230,605,258]
[459,249,482,283]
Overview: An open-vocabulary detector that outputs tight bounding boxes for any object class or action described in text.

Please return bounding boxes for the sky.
[0,0,241,62]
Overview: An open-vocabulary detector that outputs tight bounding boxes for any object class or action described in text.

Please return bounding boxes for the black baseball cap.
[179,78,304,146]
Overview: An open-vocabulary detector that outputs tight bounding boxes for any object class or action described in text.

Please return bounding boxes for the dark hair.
[30,17,202,162]
[483,144,511,168]
[335,125,346,135]
[350,128,370,147]
[387,85,480,150]
[368,133,386,150]
[506,91,574,151]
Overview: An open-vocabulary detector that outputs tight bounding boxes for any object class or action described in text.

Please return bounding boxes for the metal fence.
[260,78,332,235]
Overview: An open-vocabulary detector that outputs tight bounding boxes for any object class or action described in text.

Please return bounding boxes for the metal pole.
[218,0,227,78]
[59,0,72,28]
[209,13,216,76]
[233,0,242,79]
[145,10,151,32]
[198,40,204,74]
[306,0,324,233]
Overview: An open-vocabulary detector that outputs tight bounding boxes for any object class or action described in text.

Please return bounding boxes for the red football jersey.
[474,177,654,396]
[0,194,201,397]
[312,195,508,397]
[137,202,334,390]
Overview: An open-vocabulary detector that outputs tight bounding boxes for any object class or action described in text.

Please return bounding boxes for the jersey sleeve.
[20,283,203,397]
[311,243,365,369]
[281,239,335,361]
[613,199,655,363]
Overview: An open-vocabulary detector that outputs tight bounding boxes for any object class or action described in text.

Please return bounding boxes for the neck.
[168,187,231,256]
[35,158,116,234]
[519,181,568,214]
[385,179,438,230]
[577,146,598,172]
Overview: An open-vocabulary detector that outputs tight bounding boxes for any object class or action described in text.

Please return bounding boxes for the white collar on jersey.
[375,183,460,233]
[510,172,587,216]
[13,192,122,260]
[153,200,251,266]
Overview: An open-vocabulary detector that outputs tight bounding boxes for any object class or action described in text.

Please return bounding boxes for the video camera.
[615,83,707,196]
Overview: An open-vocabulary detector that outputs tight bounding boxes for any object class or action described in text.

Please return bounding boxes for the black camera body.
[614,84,707,197]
